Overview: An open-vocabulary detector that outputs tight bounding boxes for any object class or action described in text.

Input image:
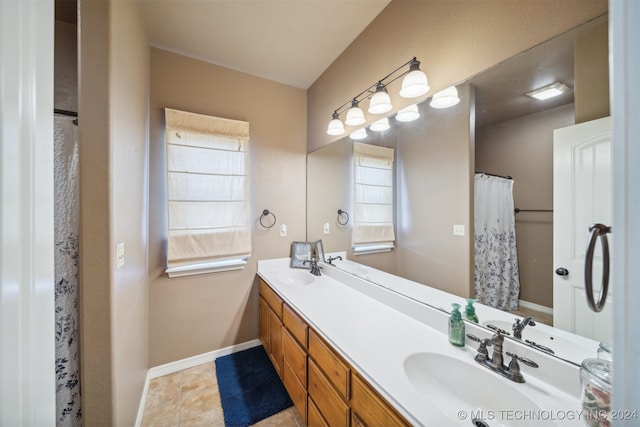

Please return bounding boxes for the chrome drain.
[472,419,490,427]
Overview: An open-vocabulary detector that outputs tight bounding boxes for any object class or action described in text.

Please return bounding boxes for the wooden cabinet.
[259,279,283,377]
[350,373,406,427]
[282,327,307,420]
[258,277,410,427]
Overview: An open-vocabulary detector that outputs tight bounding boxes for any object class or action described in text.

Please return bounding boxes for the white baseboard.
[519,299,553,315]
[135,339,262,427]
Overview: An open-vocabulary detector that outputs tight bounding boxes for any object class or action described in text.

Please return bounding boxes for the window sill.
[352,244,394,255]
[166,258,248,278]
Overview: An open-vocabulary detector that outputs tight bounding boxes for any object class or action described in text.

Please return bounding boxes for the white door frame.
[610,0,640,419]
[0,0,56,424]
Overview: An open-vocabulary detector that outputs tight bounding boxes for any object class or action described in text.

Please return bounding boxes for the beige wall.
[148,48,307,366]
[79,0,149,424]
[476,103,575,308]
[575,18,610,123]
[307,0,608,153]
[395,84,475,297]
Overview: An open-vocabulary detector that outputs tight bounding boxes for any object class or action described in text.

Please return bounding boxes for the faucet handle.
[506,352,539,368]
[486,323,511,336]
[466,334,490,360]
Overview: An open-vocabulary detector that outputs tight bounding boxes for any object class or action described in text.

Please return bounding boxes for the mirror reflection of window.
[352,142,395,254]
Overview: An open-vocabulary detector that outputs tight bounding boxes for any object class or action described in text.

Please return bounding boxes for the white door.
[553,116,612,342]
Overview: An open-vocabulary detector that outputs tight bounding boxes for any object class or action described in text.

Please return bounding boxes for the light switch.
[280,223,287,237]
[323,222,330,234]
[116,242,125,269]
[453,224,465,236]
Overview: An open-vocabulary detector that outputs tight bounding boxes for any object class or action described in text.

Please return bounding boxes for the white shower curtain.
[54,115,82,425]
[474,173,520,310]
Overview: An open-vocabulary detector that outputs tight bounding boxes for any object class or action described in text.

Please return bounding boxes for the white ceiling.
[135,0,391,89]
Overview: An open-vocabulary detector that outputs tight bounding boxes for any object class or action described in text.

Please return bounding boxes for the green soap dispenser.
[449,303,465,347]
[464,298,479,323]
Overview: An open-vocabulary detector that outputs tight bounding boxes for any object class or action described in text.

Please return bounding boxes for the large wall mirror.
[307,14,610,366]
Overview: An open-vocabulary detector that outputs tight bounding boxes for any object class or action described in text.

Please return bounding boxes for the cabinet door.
[259,297,270,351]
[350,373,408,427]
[268,308,283,377]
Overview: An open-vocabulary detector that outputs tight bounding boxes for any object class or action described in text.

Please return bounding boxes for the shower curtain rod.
[514,208,553,213]
[54,108,77,117]
[54,109,78,125]
[475,171,512,180]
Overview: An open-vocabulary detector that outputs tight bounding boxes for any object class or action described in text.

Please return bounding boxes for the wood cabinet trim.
[308,359,350,427]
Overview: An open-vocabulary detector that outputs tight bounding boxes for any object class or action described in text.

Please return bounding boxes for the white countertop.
[257,258,584,427]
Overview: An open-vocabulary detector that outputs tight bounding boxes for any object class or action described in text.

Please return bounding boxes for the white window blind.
[352,142,396,252]
[164,108,251,275]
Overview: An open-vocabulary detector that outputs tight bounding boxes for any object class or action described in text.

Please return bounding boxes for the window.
[164,108,251,277]
[352,142,396,254]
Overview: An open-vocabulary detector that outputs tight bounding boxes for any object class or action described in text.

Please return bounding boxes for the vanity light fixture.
[349,128,368,140]
[368,82,393,114]
[345,99,366,126]
[327,111,346,136]
[526,82,570,100]
[326,57,429,135]
[395,104,420,122]
[370,117,390,132]
[399,58,430,98]
[430,85,460,109]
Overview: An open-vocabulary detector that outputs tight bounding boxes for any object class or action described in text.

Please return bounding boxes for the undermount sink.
[278,270,315,286]
[404,352,545,426]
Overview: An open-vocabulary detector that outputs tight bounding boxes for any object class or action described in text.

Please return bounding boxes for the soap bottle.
[449,303,465,347]
[464,298,479,323]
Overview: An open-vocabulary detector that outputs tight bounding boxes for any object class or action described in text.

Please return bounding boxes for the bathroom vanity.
[258,258,585,427]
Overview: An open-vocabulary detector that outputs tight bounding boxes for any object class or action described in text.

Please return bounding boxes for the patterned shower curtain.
[474,173,520,310]
[54,115,82,425]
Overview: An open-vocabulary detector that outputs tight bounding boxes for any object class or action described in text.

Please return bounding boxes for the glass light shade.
[399,70,430,98]
[370,117,390,132]
[430,86,460,109]
[326,118,345,136]
[396,104,420,122]
[349,128,368,140]
[368,90,392,114]
[345,106,366,126]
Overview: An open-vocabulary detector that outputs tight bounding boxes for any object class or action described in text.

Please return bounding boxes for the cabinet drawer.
[283,303,308,348]
[308,359,350,427]
[259,279,282,319]
[283,358,307,424]
[307,396,329,427]
[282,328,306,386]
[309,330,350,399]
[350,373,409,427]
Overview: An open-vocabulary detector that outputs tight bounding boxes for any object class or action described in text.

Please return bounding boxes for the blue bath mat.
[215,345,292,426]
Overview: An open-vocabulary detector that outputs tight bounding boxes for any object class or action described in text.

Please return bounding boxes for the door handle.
[584,223,611,313]
[555,267,569,276]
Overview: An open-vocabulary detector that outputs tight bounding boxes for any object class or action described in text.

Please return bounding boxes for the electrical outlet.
[453,224,465,236]
[280,223,287,237]
[116,242,125,269]
[323,222,330,234]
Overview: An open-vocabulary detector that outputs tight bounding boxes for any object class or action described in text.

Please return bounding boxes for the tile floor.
[141,361,303,427]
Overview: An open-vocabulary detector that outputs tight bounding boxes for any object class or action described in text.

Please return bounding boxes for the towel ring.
[260,209,277,228]
[337,209,349,225]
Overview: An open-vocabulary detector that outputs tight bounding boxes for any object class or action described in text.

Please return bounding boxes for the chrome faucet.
[304,258,323,276]
[512,316,536,339]
[467,331,538,383]
[327,255,343,265]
